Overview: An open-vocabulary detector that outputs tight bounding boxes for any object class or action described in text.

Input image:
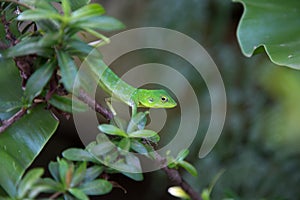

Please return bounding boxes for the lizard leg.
[131,104,137,117]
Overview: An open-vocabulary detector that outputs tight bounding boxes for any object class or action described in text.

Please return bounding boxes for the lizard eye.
[161,96,168,102]
[148,98,154,103]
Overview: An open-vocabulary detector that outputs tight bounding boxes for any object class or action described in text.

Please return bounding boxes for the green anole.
[87,51,177,116]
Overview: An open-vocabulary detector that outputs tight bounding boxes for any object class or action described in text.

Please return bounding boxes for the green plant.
[0,0,201,199]
[234,0,300,69]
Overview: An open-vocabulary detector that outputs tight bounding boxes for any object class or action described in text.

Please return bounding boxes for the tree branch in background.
[155,152,202,200]
[77,89,113,121]
[2,0,33,9]
[1,11,18,46]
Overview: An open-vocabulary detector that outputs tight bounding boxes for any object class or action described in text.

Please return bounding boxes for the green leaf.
[201,189,210,200]
[178,160,198,177]
[62,148,95,162]
[63,193,75,200]
[69,188,89,200]
[65,38,94,57]
[72,16,125,31]
[112,116,127,131]
[114,154,143,180]
[0,101,23,113]
[35,1,60,11]
[79,179,112,195]
[58,159,72,186]
[98,124,128,137]
[48,161,59,182]
[96,133,110,144]
[69,0,90,11]
[84,166,104,182]
[17,8,62,21]
[17,168,44,198]
[0,104,58,196]
[70,162,87,187]
[25,60,56,102]
[234,0,300,69]
[127,112,148,133]
[176,149,189,162]
[3,37,53,58]
[130,140,149,155]
[56,50,78,92]
[38,32,61,47]
[89,141,116,157]
[118,138,131,152]
[28,184,57,198]
[61,0,71,16]
[36,178,64,192]
[121,172,144,182]
[17,0,38,7]
[70,4,105,21]
[36,19,60,33]
[48,94,88,113]
[0,59,23,118]
[147,134,160,143]
[0,61,58,196]
[128,129,158,138]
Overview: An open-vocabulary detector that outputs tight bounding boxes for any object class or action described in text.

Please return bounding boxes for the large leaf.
[0,60,59,196]
[0,105,58,195]
[234,0,300,69]
[0,105,59,197]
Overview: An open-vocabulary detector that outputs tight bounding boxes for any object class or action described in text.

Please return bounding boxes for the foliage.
[0,0,199,199]
[234,0,300,69]
[0,60,59,197]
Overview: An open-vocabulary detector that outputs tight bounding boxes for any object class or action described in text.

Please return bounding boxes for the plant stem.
[49,191,62,199]
[76,89,113,121]
[0,108,28,133]
[2,0,33,9]
[155,152,202,200]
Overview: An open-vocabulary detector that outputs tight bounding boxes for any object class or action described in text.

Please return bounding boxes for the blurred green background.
[33,0,300,199]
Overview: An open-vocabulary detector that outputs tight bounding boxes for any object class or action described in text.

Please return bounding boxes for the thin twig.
[0,108,28,133]
[2,0,33,9]
[49,191,62,199]
[1,11,18,46]
[155,152,202,200]
[1,6,34,88]
[76,89,113,121]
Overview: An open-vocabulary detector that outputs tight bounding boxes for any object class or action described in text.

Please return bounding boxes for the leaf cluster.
[0,1,200,199]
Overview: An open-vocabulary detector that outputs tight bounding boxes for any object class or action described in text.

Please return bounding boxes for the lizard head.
[137,89,177,108]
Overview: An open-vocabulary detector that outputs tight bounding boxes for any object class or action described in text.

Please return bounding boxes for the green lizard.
[87,51,177,116]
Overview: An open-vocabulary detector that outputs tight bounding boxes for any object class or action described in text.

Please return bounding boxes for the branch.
[0,108,28,133]
[1,7,34,88]
[76,89,113,121]
[2,0,33,9]
[1,10,18,46]
[155,152,202,200]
